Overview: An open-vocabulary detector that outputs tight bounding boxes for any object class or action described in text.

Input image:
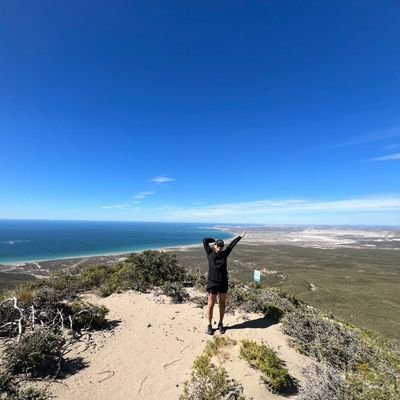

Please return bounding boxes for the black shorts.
[207,284,228,294]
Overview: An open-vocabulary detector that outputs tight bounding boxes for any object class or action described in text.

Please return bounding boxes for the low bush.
[282,307,373,372]
[226,283,294,321]
[126,251,187,288]
[82,251,190,295]
[80,263,123,290]
[64,301,109,331]
[282,306,400,399]
[161,281,189,304]
[33,285,65,308]
[191,295,208,308]
[44,271,83,300]
[180,354,246,400]
[297,363,347,400]
[189,270,207,291]
[4,329,65,377]
[240,339,295,393]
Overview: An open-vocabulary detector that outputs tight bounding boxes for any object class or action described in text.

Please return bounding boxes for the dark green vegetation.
[240,339,295,393]
[174,244,400,342]
[4,330,65,376]
[78,251,193,297]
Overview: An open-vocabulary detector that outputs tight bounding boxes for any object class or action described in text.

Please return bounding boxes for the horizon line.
[0,218,399,228]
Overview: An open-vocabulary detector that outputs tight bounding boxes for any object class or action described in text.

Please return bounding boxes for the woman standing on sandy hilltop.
[203,231,246,335]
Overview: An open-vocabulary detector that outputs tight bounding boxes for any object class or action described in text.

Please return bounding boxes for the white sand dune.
[44,289,314,399]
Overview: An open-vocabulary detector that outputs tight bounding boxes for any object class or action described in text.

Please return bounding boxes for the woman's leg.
[207,292,217,325]
[218,293,227,325]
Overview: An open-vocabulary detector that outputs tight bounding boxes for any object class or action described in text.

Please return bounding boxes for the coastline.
[2,224,399,277]
[0,228,237,269]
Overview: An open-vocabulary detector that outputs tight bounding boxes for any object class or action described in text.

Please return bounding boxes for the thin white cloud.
[367,153,400,162]
[163,196,400,221]
[151,176,175,184]
[132,191,155,199]
[333,126,400,148]
[100,204,129,209]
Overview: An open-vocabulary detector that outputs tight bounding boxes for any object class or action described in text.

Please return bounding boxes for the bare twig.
[30,305,36,330]
[12,296,24,341]
[57,308,65,331]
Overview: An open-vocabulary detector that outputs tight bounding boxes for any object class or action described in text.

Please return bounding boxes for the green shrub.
[44,271,82,300]
[127,251,187,288]
[161,281,189,303]
[80,263,124,291]
[34,285,67,306]
[98,280,119,297]
[65,301,109,331]
[32,286,65,323]
[112,262,151,292]
[4,329,65,376]
[240,339,295,393]
[180,354,246,400]
[188,270,207,291]
[87,251,190,295]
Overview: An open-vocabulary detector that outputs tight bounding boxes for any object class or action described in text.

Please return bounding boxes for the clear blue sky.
[1,1,399,225]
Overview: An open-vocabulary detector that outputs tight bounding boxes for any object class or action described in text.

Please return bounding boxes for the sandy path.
[45,290,313,400]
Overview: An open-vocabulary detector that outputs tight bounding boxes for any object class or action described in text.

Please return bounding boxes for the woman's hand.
[240,230,247,238]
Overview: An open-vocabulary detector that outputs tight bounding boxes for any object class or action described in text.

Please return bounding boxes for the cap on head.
[215,239,224,247]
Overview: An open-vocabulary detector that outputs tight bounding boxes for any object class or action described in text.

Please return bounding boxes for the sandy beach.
[40,288,314,400]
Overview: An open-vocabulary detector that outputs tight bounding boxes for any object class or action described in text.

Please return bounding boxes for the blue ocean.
[0,220,233,265]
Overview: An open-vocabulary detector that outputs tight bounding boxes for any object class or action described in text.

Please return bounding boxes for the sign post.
[253,270,261,287]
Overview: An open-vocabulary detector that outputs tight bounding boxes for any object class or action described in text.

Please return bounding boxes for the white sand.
[42,289,314,399]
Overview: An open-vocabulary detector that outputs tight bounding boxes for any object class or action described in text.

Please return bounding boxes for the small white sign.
[254,270,261,283]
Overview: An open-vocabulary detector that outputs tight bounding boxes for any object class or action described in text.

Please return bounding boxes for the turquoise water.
[0,220,233,264]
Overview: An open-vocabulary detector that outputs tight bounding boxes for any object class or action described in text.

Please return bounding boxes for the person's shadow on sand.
[226,316,278,331]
